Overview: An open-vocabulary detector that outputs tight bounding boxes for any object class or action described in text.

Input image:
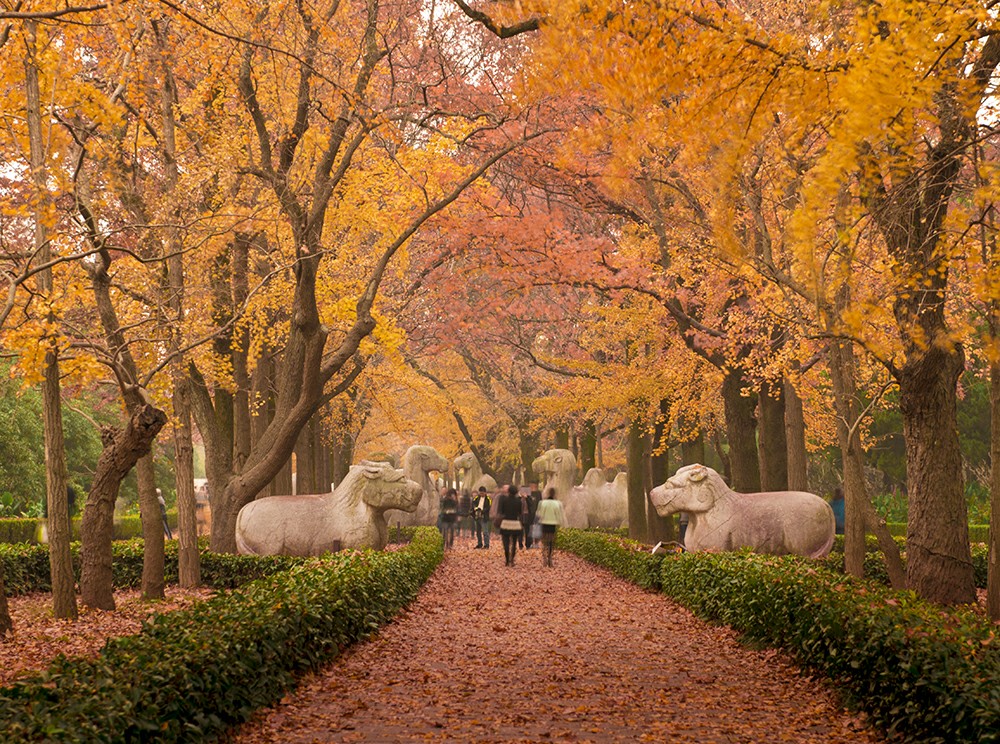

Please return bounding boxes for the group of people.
[437,482,564,567]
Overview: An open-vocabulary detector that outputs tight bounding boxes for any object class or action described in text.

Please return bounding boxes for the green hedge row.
[0,514,181,545]
[0,538,306,596]
[824,535,990,589]
[560,530,999,744]
[0,527,444,742]
[886,522,989,543]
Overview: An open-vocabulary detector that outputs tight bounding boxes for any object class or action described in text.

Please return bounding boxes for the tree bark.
[721,368,761,492]
[757,379,788,491]
[25,21,76,621]
[784,378,809,491]
[648,399,674,542]
[899,346,975,604]
[579,419,597,472]
[81,406,167,610]
[554,427,570,449]
[137,452,164,600]
[294,416,318,494]
[172,379,200,588]
[626,418,649,542]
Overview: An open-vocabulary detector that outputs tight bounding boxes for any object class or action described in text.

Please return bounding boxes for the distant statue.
[454,452,496,494]
[649,464,835,558]
[387,445,450,527]
[531,449,627,529]
[235,461,422,555]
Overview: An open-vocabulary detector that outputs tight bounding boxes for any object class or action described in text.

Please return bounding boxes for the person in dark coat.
[497,484,523,566]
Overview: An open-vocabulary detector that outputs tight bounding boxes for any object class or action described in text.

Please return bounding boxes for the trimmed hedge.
[0,527,444,742]
[0,514,180,545]
[824,534,990,589]
[560,530,1000,744]
[556,529,665,590]
[0,539,306,596]
[886,522,989,544]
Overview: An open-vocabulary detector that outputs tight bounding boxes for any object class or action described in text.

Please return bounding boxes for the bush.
[0,527,444,742]
[0,538,305,596]
[0,513,181,546]
[560,531,1000,744]
[556,529,665,591]
[825,534,990,589]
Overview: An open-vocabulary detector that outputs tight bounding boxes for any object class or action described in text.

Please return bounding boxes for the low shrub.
[0,519,38,545]
[556,529,664,591]
[0,527,444,742]
[561,531,1000,744]
[0,539,309,596]
[825,534,990,589]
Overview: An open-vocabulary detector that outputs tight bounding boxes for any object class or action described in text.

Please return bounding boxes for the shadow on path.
[231,535,882,743]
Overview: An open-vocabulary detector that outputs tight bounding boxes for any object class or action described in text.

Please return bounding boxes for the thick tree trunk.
[332,430,354,488]
[250,349,275,499]
[721,369,761,492]
[81,406,167,610]
[899,346,975,604]
[784,378,809,491]
[579,419,597,472]
[757,380,788,491]
[554,428,570,449]
[989,359,1000,620]
[626,418,649,542]
[137,453,165,600]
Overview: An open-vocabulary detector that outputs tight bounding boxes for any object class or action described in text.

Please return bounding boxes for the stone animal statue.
[454,452,497,494]
[648,463,835,558]
[235,461,422,555]
[531,449,628,529]
[386,445,449,527]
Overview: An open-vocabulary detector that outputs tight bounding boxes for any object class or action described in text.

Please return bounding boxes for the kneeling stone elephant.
[235,461,422,555]
[649,464,834,559]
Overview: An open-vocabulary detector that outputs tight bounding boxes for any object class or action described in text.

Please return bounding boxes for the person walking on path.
[473,486,492,549]
[439,488,458,550]
[457,489,473,539]
[535,487,564,567]
[497,484,523,566]
[522,484,541,549]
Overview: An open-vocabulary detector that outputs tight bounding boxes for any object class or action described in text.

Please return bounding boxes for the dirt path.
[231,535,882,743]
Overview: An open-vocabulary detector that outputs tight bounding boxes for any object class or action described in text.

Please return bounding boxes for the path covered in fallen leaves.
[232,536,883,743]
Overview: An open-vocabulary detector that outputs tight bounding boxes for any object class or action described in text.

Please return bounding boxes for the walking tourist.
[497,484,523,566]
[522,484,540,549]
[473,486,492,549]
[458,489,473,539]
[535,487,564,568]
[440,487,458,550]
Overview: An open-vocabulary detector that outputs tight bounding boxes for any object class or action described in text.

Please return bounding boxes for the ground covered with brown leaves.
[231,536,884,744]
[0,586,215,687]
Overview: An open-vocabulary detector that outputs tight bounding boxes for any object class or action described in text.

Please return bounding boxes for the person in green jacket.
[534,487,565,568]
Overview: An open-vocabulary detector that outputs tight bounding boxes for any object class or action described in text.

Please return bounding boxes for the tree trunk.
[137,453,164,600]
[899,346,975,604]
[784,378,809,491]
[172,380,200,588]
[828,340,873,578]
[25,23,76,621]
[648,399,674,542]
[579,419,597,472]
[757,379,788,491]
[295,416,318,494]
[554,427,570,449]
[721,369,760,492]
[989,358,1000,620]
[81,406,167,610]
[626,418,649,542]
[250,349,275,499]
[332,429,354,488]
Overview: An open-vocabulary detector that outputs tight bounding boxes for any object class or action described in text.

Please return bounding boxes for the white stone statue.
[648,463,835,558]
[235,461,422,555]
[531,449,628,529]
[386,445,449,527]
[453,451,497,494]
